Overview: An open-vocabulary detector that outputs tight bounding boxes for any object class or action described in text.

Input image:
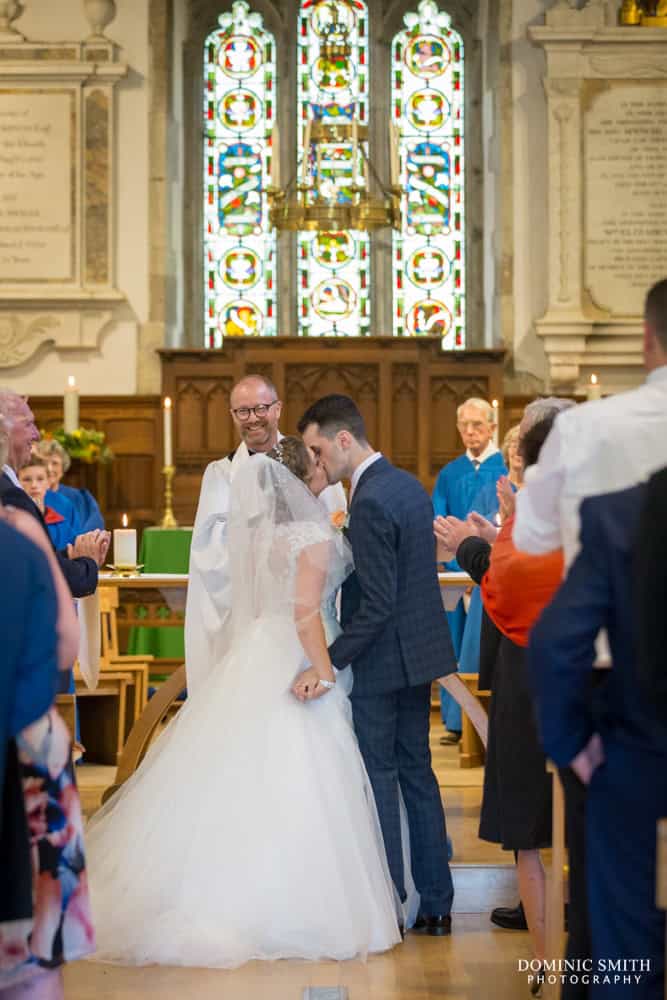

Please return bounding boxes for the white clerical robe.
[184,441,347,695]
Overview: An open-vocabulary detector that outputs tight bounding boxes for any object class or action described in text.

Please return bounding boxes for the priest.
[184,374,346,696]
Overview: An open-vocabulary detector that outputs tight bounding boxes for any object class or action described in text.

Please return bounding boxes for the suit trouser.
[351,682,454,915]
[558,767,591,1000]
[587,742,666,999]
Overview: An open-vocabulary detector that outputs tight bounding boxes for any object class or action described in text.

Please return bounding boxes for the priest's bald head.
[229,374,282,453]
[644,278,667,373]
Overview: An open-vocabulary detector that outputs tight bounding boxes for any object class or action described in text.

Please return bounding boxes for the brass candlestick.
[160,465,179,529]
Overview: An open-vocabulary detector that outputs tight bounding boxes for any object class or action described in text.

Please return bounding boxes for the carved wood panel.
[161,341,505,522]
[30,396,162,534]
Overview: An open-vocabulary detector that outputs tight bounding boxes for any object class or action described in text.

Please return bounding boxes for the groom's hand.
[292,666,330,702]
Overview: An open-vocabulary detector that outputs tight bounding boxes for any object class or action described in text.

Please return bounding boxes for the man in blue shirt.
[433,397,506,741]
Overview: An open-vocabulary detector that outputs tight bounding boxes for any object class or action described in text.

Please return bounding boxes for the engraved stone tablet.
[0,89,75,282]
[584,82,667,316]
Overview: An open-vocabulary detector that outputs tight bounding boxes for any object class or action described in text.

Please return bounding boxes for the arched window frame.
[183,0,483,347]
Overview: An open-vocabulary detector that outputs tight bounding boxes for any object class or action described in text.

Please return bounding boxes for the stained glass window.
[391,1,465,347]
[297,1,370,337]
[203,2,276,345]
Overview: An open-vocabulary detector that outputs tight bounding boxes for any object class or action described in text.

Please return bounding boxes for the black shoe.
[490,902,528,931]
[439,731,461,745]
[413,913,452,936]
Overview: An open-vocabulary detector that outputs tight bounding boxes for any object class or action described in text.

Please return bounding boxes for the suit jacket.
[329,456,457,697]
[529,484,667,767]
[636,466,667,723]
[0,472,98,598]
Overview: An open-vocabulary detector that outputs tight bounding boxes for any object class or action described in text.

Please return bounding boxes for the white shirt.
[466,441,499,465]
[2,463,21,488]
[350,451,382,501]
[514,365,667,568]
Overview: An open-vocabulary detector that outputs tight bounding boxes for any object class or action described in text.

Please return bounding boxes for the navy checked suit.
[530,486,667,999]
[329,456,457,914]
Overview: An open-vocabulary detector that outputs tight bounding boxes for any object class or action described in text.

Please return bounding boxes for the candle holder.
[105,563,144,578]
[160,465,179,529]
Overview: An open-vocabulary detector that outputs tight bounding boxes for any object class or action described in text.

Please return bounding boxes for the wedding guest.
[513,278,667,998]
[502,425,524,489]
[0,391,108,598]
[0,490,94,997]
[18,455,82,550]
[36,438,105,532]
[530,481,667,999]
[635,466,667,722]
[434,403,567,980]
[433,398,506,743]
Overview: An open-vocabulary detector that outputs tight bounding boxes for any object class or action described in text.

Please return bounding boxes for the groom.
[297,394,457,934]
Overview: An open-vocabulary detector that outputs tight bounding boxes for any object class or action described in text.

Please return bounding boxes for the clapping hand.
[434,515,473,563]
[67,530,111,567]
[496,476,516,523]
[466,511,499,545]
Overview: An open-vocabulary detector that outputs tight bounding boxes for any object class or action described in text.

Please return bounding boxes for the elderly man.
[0,391,108,599]
[185,374,346,694]
[433,397,506,742]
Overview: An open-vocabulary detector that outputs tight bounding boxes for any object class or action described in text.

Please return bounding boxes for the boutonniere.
[330,509,350,532]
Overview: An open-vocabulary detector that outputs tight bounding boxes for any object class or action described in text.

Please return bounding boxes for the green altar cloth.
[126,527,192,659]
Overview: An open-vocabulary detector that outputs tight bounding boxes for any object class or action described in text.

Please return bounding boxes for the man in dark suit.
[636,467,667,722]
[298,395,457,934]
[530,485,667,999]
[0,393,105,598]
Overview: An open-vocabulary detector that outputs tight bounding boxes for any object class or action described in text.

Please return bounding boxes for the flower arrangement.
[41,427,114,464]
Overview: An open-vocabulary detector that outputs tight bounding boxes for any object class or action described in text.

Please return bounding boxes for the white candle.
[587,374,602,401]
[64,375,79,433]
[351,118,359,187]
[163,396,173,466]
[491,399,499,448]
[114,513,137,567]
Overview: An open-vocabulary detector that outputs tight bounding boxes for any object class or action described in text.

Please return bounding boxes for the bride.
[85,437,402,968]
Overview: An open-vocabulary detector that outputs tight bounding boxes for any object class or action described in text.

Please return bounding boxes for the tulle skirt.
[85,618,401,968]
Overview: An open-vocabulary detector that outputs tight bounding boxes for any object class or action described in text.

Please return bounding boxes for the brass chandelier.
[267,2,401,233]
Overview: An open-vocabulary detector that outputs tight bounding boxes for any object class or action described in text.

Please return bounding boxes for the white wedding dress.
[85,456,402,968]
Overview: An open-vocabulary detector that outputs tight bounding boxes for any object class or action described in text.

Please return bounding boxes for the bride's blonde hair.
[268,435,313,484]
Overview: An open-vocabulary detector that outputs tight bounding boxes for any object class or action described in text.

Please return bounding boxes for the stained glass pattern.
[297,1,370,337]
[203,2,276,345]
[392,1,465,347]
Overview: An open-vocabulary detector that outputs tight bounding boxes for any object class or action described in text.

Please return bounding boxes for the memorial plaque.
[0,89,75,283]
[584,83,667,316]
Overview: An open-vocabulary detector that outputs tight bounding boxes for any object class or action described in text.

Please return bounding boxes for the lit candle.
[63,375,79,434]
[491,398,499,448]
[114,513,137,568]
[587,374,602,401]
[163,396,173,467]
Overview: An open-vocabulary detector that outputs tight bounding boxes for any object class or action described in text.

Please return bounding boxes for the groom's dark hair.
[297,394,368,443]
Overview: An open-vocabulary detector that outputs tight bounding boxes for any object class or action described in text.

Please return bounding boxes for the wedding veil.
[224,453,353,649]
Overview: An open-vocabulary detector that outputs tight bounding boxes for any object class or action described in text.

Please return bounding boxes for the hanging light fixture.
[268,1,401,232]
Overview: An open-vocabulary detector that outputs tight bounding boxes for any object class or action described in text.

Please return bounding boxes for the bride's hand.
[292,665,334,702]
